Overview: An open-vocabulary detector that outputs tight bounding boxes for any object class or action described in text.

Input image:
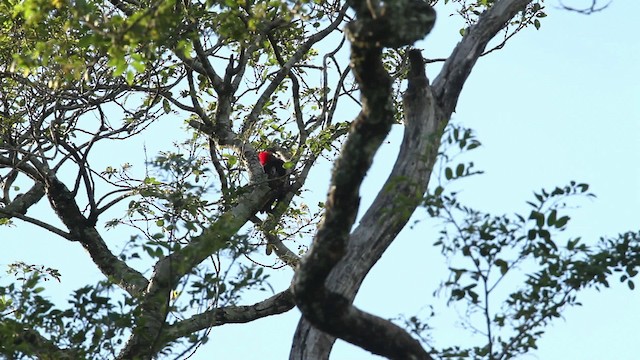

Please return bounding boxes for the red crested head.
[258,151,271,165]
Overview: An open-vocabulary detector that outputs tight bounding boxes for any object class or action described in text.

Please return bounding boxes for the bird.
[258,149,287,213]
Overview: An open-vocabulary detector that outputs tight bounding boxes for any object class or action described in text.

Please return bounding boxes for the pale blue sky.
[2,1,639,359]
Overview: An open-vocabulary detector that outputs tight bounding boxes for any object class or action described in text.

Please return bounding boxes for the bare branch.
[432,0,534,116]
[241,2,350,136]
[185,68,213,126]
[0,209,71,239]
[163,288,295,344]
[208,139,229,193]
[559,0,610,14]
[322,35,347,129]
[193,38,225,91]
[266,33,308,143]
[250,215,300,268]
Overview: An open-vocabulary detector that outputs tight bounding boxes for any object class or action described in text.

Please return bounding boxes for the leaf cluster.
[416,125,640,359]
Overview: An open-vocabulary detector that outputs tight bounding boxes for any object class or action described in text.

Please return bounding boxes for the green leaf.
[547,209,557,227]
[555,216,570,228]
[132,59,146,73]
[467,142,480,150]
[144,177,161,185]
[110,54,128,77]
[566,238,580,250]
[445,167,453,180]
[125,70,135,85]
[495,259,509,275]
[529,211,544,228]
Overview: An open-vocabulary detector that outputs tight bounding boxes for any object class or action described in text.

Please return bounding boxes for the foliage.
[1,263,133,359]
[415,126,640,359]
[0,0,631,359]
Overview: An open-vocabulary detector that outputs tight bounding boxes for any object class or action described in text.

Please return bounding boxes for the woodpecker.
[258,149,287,213]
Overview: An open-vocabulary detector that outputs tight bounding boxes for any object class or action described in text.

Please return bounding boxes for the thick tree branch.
[163,288,295,344]
[44,175,149,296]
[292,0,436,355]
[290,50,443,360]
[291,1,537,358]
[0,154,45,182]
[0,183,45,216]
[117,176,274,359]
[432,0,533,116]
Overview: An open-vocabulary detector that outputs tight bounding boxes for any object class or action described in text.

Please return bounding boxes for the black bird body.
[258,150,287,213]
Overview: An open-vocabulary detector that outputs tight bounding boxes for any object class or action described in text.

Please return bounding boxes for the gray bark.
[289,0,534,358]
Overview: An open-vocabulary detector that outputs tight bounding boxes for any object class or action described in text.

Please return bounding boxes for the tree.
[0,0,636,359]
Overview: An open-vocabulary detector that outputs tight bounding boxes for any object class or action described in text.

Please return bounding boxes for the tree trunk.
[289,0,535,357]
[290,50,444,359]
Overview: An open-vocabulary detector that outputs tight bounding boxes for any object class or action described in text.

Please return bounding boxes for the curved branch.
[291,49,441,360]
[250,215,300,267]
[267,32,307,142]
[324,63,351,130]
[208,139,229,193]
[44,175,149,296]
[0,154,45,182]
[192,38,225,91]
[292,0,437,353]
[291,0,537,357]
[185,68,213,126]
[432,0,533,116]
[94,190,133,216]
